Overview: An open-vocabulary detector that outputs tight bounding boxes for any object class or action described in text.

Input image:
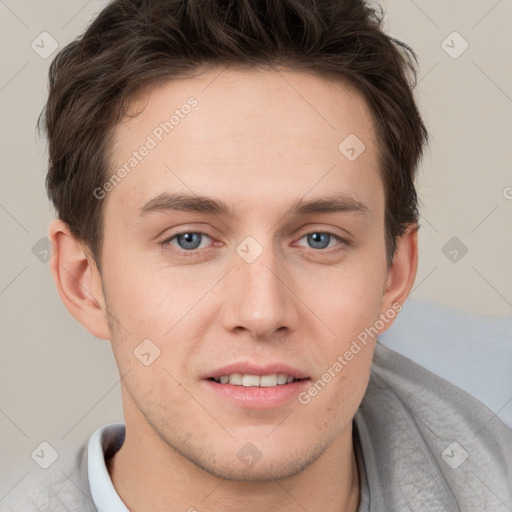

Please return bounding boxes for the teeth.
[242,375,260,387]
[277,373,288,385]
[229,373,243,385]
[260,374,278,387]
[213,373,298,386]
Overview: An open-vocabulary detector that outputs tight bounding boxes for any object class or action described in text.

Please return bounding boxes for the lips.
[201,362,311,408]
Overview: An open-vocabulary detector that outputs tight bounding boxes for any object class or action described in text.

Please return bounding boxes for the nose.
[220,243,299,341]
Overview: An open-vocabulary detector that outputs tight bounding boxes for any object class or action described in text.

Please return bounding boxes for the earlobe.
[378,225,419,333]
[48,219,111,340]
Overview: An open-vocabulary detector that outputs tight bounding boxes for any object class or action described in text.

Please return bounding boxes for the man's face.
[99,67,391,480]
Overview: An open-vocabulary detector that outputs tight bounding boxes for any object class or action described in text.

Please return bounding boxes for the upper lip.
[203,362,310,380]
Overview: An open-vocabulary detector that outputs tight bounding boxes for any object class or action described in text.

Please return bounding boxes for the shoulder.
[0,442,96,512]
[356,342,512,511]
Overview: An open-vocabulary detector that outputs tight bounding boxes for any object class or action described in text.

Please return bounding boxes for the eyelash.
[161,230,349,256]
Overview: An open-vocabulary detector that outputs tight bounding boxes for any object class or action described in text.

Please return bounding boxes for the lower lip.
[201,379,311,409]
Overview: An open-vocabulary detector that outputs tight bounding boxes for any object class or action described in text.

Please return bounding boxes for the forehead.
[106,67,381,216]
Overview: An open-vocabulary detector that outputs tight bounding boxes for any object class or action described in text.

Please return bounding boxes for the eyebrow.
[138,192,370,218]
[139,192,236,217]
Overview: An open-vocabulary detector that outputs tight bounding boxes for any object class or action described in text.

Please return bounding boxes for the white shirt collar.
[87,422,129,512]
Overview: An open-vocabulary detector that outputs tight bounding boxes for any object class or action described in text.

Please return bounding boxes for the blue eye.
[162,230,346,256]
[168,232,212,251]
[297,232,342,250]
[306,232,331,249]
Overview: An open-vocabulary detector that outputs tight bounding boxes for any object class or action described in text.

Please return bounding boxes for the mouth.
[201,363,311,409]
[207,373,306,386]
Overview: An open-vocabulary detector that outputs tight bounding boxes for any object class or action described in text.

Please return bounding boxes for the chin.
[175,436,329,482]
[196,454,316,482]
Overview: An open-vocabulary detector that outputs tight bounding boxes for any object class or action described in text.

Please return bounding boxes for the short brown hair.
[40,0,428,270]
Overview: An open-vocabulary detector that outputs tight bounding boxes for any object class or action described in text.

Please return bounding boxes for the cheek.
[301,258,386,339]
[101,252,198,334]
[299,260,385,406]
[101,256,214,380]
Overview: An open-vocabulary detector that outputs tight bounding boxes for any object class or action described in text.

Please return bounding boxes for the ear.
[378,225,418,334]
[48,219,111,340]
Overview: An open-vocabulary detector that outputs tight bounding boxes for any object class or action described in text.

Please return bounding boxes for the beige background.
[1,0,511,499]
